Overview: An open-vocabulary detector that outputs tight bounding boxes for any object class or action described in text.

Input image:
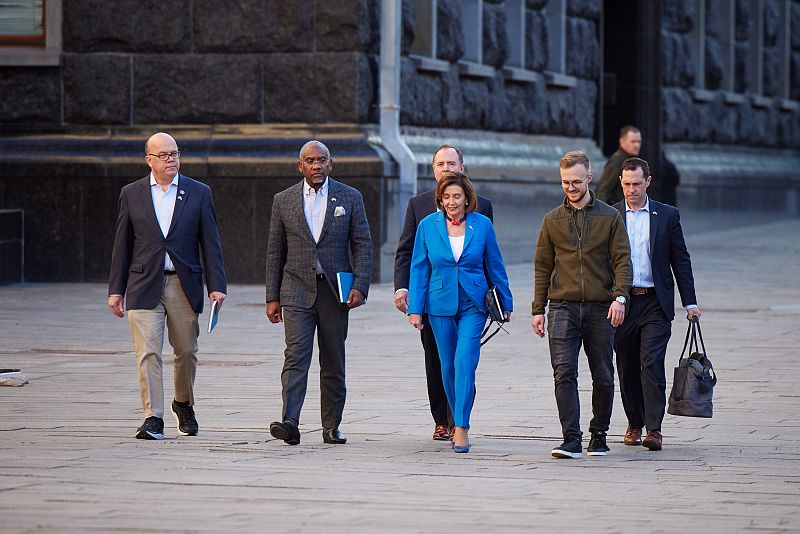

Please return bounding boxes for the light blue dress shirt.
[625,197,653,288]
[150,173,179,271]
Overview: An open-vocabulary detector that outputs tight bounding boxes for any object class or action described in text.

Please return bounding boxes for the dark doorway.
[601,0,665,199]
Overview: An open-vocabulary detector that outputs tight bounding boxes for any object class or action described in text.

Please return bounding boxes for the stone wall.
[0,0,379,126]
[661,0,800,149]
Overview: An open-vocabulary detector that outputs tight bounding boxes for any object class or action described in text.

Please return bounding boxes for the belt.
[316,273,326,280]
[164,270,177,275]
[631,286,653,296]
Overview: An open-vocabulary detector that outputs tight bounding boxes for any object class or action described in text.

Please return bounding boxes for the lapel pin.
[178,196,183,200]
[653,211,658,215]
[469,225,473,230]
[331,197,337,202]
[180,190,185,195]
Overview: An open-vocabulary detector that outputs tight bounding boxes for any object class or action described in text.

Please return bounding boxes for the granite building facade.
[0,0,798,284]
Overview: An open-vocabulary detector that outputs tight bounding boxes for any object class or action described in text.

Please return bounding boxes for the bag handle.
[679,316,706,360]
[480,319,509,346]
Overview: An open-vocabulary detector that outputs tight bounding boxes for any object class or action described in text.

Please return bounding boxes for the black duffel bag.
[667,317,717,418]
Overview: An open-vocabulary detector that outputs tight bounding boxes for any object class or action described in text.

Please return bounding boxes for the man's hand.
[210,291,227,310]
[608,301,625,327]
[394,289,409,313]
[408,313,424,330]
[266,301,282,323]
[346,288,365,309]
[108,295,125,318]
[687,307,702,320]
[531,314,545,338]
[504,311,512,322]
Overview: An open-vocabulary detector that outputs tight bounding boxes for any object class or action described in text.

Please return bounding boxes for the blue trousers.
[428,284,487,429]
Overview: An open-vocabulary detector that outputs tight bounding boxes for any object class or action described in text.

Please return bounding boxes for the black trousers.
[421,314,452,426]
[280,277,349,429]
[613,292,672,431]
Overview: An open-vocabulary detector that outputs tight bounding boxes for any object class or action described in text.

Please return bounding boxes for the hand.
[346,288,365,309]
[503,311,512,322]
[608,301,625,327]
[266,301,282,323]
[394,289,409,313]
[687,307,702,320]
[108,295,125,318]
[408,313,424,330]
[209,291,227,310]
[531,314,545,338]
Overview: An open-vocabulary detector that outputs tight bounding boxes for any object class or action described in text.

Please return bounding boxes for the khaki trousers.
[128,274,199,418]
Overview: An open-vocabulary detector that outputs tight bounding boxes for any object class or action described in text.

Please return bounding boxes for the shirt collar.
[150,172,179,188]
[625,196,650,213]
[303,177,329,196]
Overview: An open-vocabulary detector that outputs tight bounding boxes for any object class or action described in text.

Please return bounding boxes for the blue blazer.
[408,212,512,317]
[108,174,227,314]
[613,198,697,320]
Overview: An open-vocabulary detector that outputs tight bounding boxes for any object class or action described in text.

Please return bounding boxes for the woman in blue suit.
[408,172,513,453]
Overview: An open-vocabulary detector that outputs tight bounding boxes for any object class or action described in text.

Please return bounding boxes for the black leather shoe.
[322,428,347,444]
[270,420,300,445]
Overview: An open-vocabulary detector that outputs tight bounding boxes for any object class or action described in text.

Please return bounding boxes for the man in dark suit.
[108,132,227,441]
[393,145,493,441]
[613,157,701,451]
[266,140,372,446]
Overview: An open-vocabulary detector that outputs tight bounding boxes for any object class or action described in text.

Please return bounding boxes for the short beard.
[312,175,326,184]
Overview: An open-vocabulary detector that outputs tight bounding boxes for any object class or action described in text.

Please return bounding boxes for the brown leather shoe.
[624,425,642,446]
[432,424,451,441]
[642,430,663,451]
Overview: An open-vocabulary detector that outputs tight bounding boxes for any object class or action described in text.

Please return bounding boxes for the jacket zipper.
[572,209,586,301]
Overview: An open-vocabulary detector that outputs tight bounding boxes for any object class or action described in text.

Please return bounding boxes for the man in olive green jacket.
[532,150,632,460]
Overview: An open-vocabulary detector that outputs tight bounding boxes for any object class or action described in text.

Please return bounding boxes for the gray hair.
[298,140,330,160]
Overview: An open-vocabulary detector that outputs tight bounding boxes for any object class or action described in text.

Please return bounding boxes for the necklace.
[446,214,465,226]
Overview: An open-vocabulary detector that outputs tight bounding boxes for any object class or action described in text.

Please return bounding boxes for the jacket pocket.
[190,265,203,273]
[130,263,143,273]
[429,278,443,292]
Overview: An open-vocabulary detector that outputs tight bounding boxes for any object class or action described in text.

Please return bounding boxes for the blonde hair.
[559,150,591,173]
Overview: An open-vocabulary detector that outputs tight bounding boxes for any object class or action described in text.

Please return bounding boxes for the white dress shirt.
[625,196,653,288]
[150,173,179,271]
[303,177,328,273]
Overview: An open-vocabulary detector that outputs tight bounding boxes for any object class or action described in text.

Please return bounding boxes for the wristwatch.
[615,296,626,305]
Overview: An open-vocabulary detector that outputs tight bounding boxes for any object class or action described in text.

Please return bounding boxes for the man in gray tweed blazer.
[265,140,372,445]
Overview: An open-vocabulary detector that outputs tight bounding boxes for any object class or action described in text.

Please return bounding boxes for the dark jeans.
[613,292,672,431]
[547,300,615,441]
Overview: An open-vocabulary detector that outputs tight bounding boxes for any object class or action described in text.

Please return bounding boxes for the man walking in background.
[596,126,642,204]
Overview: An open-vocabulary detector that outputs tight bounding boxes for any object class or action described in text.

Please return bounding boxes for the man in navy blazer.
[108,132,227,441]
[612,157,701,451]
[393,145,493,441]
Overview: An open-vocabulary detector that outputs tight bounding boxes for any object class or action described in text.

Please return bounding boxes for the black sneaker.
[172,400,199,436]
[135,416,165,440]
[551,438,583,459]
[587,432,610,456]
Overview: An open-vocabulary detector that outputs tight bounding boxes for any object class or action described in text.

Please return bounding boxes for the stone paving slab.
[1,219,799,533]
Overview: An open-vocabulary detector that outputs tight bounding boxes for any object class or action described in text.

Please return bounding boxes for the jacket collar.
[563,189,596,212]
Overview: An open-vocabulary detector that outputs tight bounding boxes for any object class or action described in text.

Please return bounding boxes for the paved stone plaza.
[1,217,799,533]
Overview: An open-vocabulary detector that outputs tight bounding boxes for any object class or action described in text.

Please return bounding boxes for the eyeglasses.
[561,180,586,189]
[302,156,329,166]
[147,151,181,161]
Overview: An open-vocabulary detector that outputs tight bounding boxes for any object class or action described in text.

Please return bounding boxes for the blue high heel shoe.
[453,443,470,453]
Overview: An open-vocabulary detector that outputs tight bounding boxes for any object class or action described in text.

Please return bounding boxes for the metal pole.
[380,0,417,227]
